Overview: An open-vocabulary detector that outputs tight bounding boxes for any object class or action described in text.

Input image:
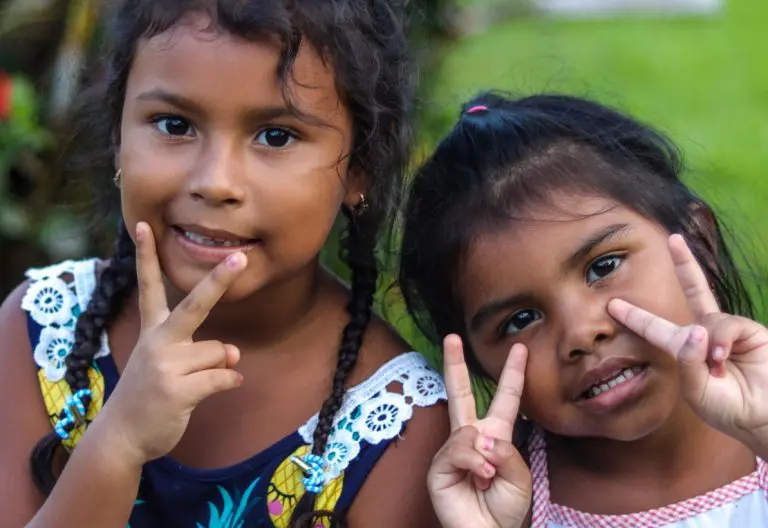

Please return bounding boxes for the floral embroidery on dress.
[298,352,446,481]
[22,259,111,382]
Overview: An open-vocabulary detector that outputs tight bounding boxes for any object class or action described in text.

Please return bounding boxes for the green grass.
[386,0,768,379]
[431,0,768,225]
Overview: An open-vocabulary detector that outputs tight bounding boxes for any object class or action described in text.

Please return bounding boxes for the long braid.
[291,213,379,528]
[30,222,137,495]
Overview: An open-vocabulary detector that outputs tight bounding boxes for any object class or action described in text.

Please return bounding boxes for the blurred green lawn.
[388,0,768,377]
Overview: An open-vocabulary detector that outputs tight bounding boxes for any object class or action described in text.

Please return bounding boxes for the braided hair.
[290,209,378,528]
[31,222,137,494]
[31,2,413,526]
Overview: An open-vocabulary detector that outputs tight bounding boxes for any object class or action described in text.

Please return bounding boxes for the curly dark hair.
[32,2,413,526]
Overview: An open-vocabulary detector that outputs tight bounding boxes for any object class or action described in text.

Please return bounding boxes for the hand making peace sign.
[98,222,246,466]
[428,336,532,528]
[609,234,768,458]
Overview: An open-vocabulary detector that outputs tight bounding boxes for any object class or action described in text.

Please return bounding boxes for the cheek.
[258,162,347,257]
[118,126,183,220]
[518,351,561,418]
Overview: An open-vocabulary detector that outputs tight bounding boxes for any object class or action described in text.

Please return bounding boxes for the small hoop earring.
[113,169,122,188]
[352,192,368,216]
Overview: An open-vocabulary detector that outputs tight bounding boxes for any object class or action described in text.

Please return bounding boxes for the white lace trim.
[22,259,111,382]
[298,352,446,480]
[21,260,448,481]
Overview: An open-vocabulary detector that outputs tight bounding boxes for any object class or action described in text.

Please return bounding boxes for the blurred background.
[1,0,766,362]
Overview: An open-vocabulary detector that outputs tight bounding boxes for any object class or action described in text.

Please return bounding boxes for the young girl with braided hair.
[400,92,768,527]
[0,2,448,526]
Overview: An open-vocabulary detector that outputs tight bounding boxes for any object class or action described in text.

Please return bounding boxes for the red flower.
[0,71,12,120]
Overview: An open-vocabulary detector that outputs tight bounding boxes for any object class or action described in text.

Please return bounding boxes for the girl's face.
[118,18,362,300]
[457,192,699,441]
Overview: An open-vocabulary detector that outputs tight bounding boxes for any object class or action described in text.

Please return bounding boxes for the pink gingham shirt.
[528,427,768,527]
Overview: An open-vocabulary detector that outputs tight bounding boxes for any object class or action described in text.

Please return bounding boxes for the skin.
[0,18,447,527]
[454,192,756,516]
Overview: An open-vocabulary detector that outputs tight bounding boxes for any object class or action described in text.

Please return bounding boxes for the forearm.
[26,420,142,528]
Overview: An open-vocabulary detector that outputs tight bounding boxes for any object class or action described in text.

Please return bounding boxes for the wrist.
[743,424,768,461]
[81,411,148,471]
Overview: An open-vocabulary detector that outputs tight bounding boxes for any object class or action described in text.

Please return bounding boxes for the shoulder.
[345,352,449,526]
[0,277,36,358]
[0,278,59,522]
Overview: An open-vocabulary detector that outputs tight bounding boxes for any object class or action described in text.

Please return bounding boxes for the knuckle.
[444,442,464,461]
[154,358,175,378]
[456,425,479,441]
[212,343,228,363]
[212,264,234,286]
[496,382,523,399]
[450,386,474,400]
[180,295,206,315]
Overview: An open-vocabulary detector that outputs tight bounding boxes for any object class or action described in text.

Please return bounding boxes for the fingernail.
[226,253,242,268]
[135,223,145,240]
[713,346,726,361]
[483,462,496,478]
[688,326,705,343]
[481,435,494,451]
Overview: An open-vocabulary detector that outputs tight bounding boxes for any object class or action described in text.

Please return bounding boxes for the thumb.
[676,325,711,403]
[476,435,530,492]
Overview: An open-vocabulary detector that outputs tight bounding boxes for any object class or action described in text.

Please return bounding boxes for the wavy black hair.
[32,2,413,527]
[399,91,755,388]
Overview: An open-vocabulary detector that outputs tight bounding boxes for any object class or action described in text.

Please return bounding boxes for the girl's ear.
[343,167,369,211]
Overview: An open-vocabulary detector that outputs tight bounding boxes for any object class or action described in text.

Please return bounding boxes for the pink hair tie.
[467,105,488,114]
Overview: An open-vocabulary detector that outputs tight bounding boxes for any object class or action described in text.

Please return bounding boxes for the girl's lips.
[574,365,650,415]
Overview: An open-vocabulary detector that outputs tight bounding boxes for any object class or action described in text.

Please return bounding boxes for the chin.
[163,265,262,304]
[546,401,675,442]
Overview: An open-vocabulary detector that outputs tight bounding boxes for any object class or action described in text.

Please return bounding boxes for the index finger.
[486,343,528,427]
[668,234,720,317]
[443,334,478,431]
[608,298,690,356]
[135,222,170,329]
[162,252,247,340]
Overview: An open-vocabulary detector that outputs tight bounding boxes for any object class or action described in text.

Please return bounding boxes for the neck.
[165,260,334,347]
[554,400,753,480]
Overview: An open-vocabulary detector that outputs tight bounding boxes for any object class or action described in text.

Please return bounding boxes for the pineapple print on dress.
[37,366,105,450]
[267,445,344,528]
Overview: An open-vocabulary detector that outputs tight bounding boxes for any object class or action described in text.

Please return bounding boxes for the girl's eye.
[256,127,296,148]
[501,309,542,336]
[152,116,194,137]
[587,255,624,284]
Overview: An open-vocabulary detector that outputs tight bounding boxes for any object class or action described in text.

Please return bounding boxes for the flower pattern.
[22,260,112,383]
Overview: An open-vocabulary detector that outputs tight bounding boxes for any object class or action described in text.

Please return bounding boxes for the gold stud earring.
[113,168,122,188]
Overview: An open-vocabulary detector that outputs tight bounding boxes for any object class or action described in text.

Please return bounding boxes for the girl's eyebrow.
[469,223,632,333]
[562,222,632,272]
[135,88,331,127]
[470,293,533,333]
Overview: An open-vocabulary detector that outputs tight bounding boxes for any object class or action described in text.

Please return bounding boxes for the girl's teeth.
[184,231,246,247]
[586,367,643,398]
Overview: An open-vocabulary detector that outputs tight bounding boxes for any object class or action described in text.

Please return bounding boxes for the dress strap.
[528,425,551,527]
[21,259,110,450]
